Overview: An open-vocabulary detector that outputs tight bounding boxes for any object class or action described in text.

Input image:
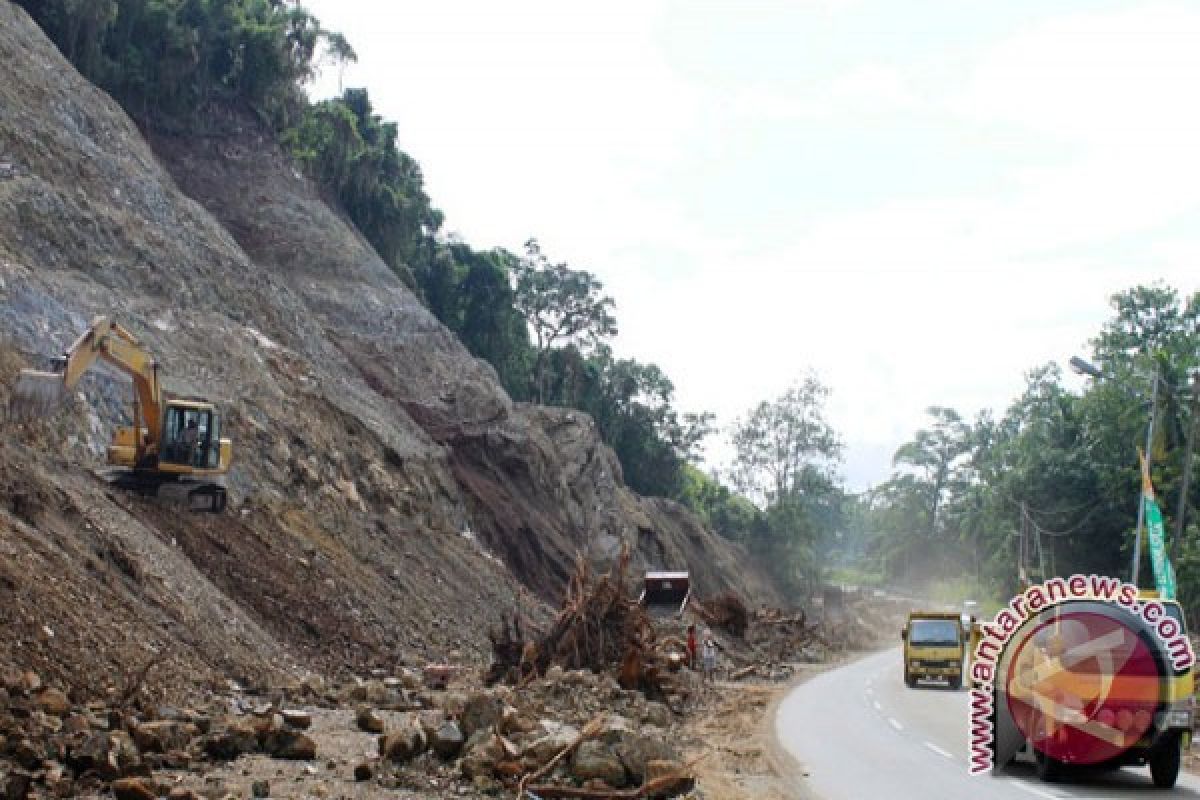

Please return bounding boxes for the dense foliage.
[15,0,327,123]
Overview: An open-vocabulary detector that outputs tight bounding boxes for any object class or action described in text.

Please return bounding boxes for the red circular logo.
[1005,610,1163,765]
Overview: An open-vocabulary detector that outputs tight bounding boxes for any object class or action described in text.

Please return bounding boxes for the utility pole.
[1132,366,1160,587]
[1172,370,1200,563]
[1018,502,1028,587]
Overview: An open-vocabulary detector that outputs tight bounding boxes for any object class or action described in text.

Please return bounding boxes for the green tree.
[890,406,972,533]
[729,374,842,507]
[727,374,844,593]
[512,239,617,404]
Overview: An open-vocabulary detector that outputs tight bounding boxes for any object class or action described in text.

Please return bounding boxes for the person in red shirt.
[686,624,697,670]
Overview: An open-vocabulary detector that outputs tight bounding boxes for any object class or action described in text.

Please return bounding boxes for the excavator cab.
[161,403,225,470]
[107,399,231,512]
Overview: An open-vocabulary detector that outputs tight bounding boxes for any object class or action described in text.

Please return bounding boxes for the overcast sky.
[301,0,1200,491]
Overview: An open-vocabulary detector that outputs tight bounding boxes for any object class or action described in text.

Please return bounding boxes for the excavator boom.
[10,317,160,433]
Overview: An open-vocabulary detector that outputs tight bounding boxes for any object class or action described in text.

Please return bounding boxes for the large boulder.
[31,688,70,717]
[132,720,195,753]
[613,730,678,784]
[260,728,317,760]
[519,721,580,764]
[111,778,156,800]
[459,731,514,780]
[378,715,426,763]
[66,731,141,779]
[202,719,259,761]
[429,720,464,759]
[460,691,502,737]
[355,706,384,734]
[570,740,627,788]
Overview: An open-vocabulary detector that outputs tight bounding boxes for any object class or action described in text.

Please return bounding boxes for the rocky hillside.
[0,0,777,701]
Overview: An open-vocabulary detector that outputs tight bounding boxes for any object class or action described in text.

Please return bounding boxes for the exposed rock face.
[0,0,779,701]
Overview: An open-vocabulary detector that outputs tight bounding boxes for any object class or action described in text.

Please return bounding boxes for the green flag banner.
[1144,493,1176,601]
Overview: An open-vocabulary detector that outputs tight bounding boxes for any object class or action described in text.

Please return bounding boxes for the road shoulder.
[678,650,880,800]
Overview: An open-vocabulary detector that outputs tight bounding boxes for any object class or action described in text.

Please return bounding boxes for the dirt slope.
[0,0,777,701]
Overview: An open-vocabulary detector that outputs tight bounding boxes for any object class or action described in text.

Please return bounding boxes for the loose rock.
[430,720,465,759]
[111,778,156,800]
[261,729,317,760]
[354,705,384,734]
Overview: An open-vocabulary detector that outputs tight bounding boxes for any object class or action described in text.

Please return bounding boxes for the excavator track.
[102,469,227,514]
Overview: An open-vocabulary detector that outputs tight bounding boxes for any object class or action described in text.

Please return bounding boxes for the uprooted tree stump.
[487,547,665,695]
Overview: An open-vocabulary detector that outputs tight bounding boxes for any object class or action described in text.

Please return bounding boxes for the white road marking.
[872,700,882,711]
[888,717,903,731]
[924,741,953,760]
[1009,781,1060,800]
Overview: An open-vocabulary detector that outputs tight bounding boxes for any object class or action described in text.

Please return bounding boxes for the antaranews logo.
[966,575,1195,776]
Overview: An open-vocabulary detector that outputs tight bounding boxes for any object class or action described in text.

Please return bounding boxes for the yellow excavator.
[10,316,232,512]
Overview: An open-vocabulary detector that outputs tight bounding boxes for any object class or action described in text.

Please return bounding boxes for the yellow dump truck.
[901,611,965,689]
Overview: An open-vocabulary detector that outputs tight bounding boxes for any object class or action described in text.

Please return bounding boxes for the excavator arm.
[11,316,164,449]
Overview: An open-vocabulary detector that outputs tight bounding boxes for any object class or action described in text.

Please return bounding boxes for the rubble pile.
[0,663,698,800]
[0,575,911,799]
[720,590,911,681]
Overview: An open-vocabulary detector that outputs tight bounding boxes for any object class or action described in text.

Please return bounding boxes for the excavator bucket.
[9,369,68,421]
[638,571,691,618]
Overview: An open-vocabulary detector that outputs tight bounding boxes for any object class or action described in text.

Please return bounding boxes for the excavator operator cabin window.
[206,413,221,469]
[163,406,212,467]
[164,406,185,463]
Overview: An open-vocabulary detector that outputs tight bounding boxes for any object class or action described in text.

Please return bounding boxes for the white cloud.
[960,4,1200,148]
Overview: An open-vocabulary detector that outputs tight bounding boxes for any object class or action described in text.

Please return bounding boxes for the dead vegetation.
[692,591,750,639]
[487,548,672,700]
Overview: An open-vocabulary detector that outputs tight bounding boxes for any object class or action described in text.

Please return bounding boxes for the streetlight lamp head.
[1069,356,1103,379]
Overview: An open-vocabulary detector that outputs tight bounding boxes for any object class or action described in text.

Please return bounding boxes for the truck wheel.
[948,674,961,690]
[1149,734,1181,789]
[904,670,915,688]
[1034,749,1062,783]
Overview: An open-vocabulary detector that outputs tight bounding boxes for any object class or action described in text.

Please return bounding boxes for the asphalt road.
[776,648,1200,800]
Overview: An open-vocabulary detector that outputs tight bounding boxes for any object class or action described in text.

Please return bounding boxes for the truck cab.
[902,611,965,689]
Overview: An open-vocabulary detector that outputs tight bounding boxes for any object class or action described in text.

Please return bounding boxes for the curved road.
[777,649,1200,799]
